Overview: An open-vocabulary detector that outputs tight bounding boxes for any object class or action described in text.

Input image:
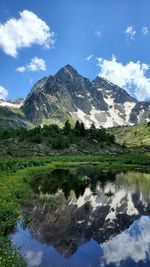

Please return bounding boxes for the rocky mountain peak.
[93,76,137,104]
[55,64,80,81]
[93,76,114,87]
[22,65,149,128]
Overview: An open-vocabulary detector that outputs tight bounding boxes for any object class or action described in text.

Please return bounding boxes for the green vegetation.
[0,106,33,130]
[109,122,150,147]
[0,120,115,152]
[0,158,50,266]
[0,119,149,265]
[51,136,70,149]
[0,165,32,266]
[45,153,150,169]
[0,119,149,159]
[0,237,26,267]
[0,152,150,265]
[0,158,46,173]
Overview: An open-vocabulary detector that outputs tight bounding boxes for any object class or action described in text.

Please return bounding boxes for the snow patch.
[0,100,23,108]
[124,101,136,122]
[76,94,85,98]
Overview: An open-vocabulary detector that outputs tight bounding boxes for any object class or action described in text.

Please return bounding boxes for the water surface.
[11,167,150,267]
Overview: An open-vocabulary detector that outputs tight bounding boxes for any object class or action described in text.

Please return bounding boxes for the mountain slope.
[0,106,33,130]
[22,65,149,128]
[130,101,150,124]
[108,122,150,147]
[0,98,24,108]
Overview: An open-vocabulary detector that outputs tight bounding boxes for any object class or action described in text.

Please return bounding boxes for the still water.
[11,167,150,267]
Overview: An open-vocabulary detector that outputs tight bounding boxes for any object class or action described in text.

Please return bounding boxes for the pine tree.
[80,122,86,136]
[63,120,72,135]
[89,123,97,139]
[74,120,81,136]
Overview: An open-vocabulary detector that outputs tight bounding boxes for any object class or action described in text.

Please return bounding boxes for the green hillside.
[109,122,150,147]
[0,106,33,130]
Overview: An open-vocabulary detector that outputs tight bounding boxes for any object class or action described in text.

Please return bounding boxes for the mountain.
[0,98,24,109]
[0,106,33,130]
[22,65,149,128]
[129,101,150,124]
[0,65,149,130]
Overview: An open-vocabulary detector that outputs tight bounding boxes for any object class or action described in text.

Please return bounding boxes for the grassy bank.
[0,159,49,266]
[0,152,150,265]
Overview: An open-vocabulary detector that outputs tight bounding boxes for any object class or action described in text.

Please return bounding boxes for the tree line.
[0,120,115,149]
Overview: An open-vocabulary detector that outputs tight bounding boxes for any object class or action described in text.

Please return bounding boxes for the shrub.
[30,133,42,143]
[147,121,150,127]
[51,136,70,149]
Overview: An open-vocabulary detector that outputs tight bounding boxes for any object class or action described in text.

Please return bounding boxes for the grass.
[0,152,150,265]
[0,237,26,267]
[0,158,51,266]
[0,167,32,265]
[109,123,150,147]
[45,153,150,170]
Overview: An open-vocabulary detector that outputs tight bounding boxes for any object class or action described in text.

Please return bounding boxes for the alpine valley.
[1,65,150,130]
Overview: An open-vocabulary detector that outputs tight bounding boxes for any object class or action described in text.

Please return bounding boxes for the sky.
[0,0,150,101]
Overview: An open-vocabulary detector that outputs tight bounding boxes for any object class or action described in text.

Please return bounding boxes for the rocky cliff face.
[129,101,150,124]
[0,106,33,130]
[20,65,149,128]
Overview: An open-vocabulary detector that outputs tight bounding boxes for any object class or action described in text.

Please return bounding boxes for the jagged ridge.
[0,65,149,129]
[22,65,150,128]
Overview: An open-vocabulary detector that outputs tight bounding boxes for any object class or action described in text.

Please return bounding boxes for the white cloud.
[0,10,55,57]
[95,30,101,38]
[142,26,149,35]
[97,56,150,100]
[16,57,46,72]
[102,216,150,265]
[27,57,46,71]
[125,26,136,40]
[0,85,8,99]
[26,251,43,266]
[16,66,26,73]
[86,54,93,61]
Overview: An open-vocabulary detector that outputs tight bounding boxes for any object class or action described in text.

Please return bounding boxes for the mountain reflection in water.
[11,168,150,267]
[12,216,150,267]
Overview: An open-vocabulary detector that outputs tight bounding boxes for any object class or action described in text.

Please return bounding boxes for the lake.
[11,167,150,267]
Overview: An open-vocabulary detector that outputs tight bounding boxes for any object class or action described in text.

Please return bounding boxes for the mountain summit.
[22,65,150,128]
[55,64,80,80]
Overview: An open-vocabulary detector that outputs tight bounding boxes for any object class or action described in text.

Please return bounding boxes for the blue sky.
[0,0,150,100]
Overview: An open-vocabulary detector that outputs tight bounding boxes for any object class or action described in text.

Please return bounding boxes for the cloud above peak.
[16,57,47,72]
[0,85,8,99]
[97,56,150,100]
[0,10,55,57]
